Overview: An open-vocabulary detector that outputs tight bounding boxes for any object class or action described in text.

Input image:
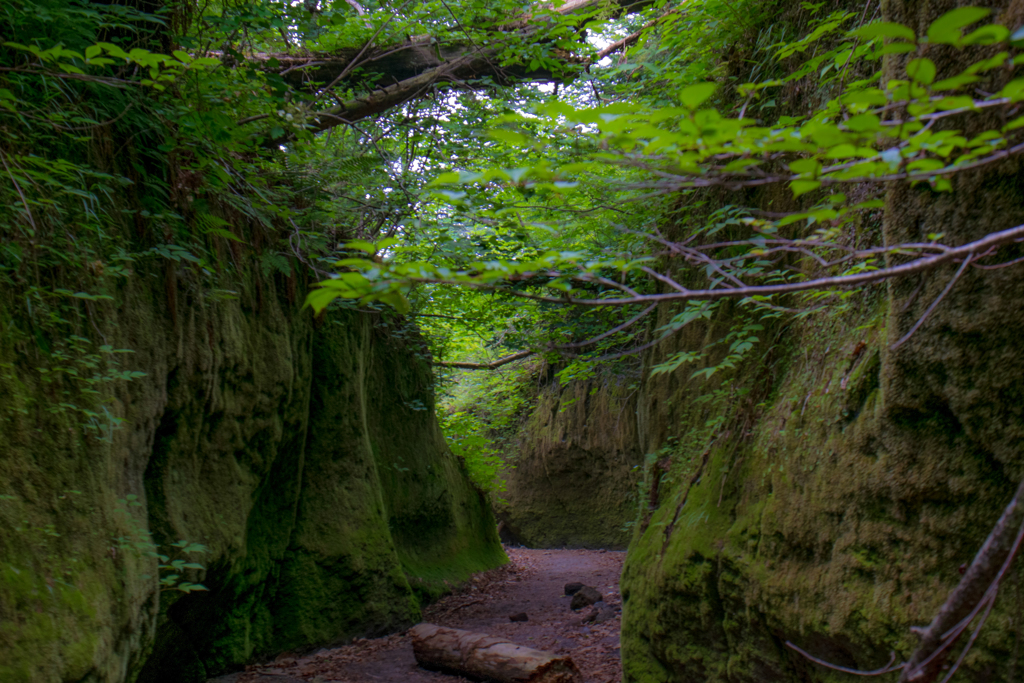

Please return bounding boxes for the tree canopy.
[4,0,1024,408]
[5,2,1024,680]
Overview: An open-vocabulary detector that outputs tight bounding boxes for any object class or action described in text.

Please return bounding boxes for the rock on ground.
[212,547,625,683]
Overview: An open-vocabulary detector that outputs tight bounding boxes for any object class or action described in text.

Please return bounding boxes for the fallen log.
[410,623,583,683]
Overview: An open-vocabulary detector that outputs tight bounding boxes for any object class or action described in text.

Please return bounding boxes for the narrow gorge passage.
[213,548,625,683]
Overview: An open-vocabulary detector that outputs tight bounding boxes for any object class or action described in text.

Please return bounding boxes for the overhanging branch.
[402,224,1024,307]
[434,349,534,369]
[244,0,657,134]
[432,303,656,370]
[306,46,572,132]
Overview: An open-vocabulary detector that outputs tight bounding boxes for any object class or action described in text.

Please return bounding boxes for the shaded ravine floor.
[212,548,625,683]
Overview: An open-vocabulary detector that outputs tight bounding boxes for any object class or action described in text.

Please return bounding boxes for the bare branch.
[934,592,997,683]
[554,303,658,349]
[785,643,902,676]
[899,478,1024,683]
[787,478,1024,683]
[344,0,367,15]
[0,66,131,88]
[890,253,973,351]
[434,349,534,370]
[640,265,694,292]
[395,224,1024,307]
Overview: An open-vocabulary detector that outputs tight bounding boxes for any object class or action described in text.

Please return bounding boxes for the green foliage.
[156,540,209,594]
[437,410,504,493]
[114,496,208,593]
[300,4,1024,400]
[436,359,544,496]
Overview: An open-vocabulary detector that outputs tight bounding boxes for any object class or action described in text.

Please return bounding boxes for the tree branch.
[398,223,1024,307]
[244,0,658,136]
[899,477,1024,683]
[554,303,657,349]
[890,253,973,351]
[431,304,655,369]
[434,349,534,369]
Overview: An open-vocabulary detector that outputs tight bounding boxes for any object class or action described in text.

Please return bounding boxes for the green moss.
[623,287,1024,681]
[617,1,1024,678]
[1,266,504,683]
[496,366,644,549]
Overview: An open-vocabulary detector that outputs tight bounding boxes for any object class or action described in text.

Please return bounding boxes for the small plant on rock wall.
[114,496,209,593]
[156,540,209,594]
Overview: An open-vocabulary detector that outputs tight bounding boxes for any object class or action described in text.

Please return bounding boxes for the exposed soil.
[211,548,624,683]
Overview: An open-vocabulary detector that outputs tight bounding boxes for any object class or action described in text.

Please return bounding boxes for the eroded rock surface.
[0,273,505,683]
[496,366,643,550]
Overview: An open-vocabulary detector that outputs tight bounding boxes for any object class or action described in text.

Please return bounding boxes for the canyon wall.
[495,365,644,549]
[0,269,505,683]
[619,1,1024,680]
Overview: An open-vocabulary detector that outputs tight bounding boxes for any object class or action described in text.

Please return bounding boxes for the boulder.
[570,586,602,611]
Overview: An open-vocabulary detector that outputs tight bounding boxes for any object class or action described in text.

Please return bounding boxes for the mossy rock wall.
[0,267,504,683]
[620,1,1024,680]
[496,365,643,549]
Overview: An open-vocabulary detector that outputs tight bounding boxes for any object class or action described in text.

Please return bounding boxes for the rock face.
[496,365,643,549]
[0,269,505,683]
[619,1,1024,681]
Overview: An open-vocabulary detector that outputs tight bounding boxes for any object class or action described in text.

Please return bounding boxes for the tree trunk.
[410,623,583,683]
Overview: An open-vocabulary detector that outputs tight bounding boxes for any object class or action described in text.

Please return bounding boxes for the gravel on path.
[211,547,625,683]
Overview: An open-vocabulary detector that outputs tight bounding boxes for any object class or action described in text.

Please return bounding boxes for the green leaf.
[962,24,1009,45]
[907,58,936,85]
[826,144,859,158]
[845,114,881,132]
[488,129,529,145]
[842,89,888,107]
[791,180,821,196]
[205,228,244,242]
[678,83,717,109]
[907,158,945,172]
[96,42,129,59]
[789,158,821,174]
[346,240,377,254]
[850,21,916,42]
[1003,115,1024,131]
[431,172,461,185]
[304,288,340,313]
[926,7,990,44]
[1001,79,1024,100]
[334,258,375,269]
[931,74,980,91]
[934,96,975,110]
[379,291,410,314]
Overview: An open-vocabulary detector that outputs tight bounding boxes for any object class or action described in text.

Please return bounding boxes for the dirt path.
[214,548,625,683]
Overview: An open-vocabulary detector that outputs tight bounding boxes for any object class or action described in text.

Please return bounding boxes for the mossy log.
[410,623,582,683]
